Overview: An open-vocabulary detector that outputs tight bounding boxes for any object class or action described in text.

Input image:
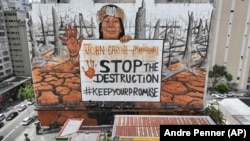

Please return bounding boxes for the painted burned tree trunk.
[79,14,84,38]
[153,20,160,39]
[198,11,213,68]
[163,20,172,69]
[79,13,93,38]
[183,12,193,63]
[38,8,48,46]
[134,0,146,39]
[163,20,170,43]
[195,18,203,42]
[52,6,63,56]
[27,16,43,63]
[90,17,95,37]
[182,12,198,76]
[171,20,177,45]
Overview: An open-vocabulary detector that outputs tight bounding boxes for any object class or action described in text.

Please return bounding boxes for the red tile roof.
[112,115,215,137]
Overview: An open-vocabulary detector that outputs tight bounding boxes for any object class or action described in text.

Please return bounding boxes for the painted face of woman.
[101,16,122,39]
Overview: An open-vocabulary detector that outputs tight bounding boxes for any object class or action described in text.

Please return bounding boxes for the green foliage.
[208,64,233,90]
[18,84,34,101]
[204,106,225,125]
[103,136,112,141]
[216,83,230,93]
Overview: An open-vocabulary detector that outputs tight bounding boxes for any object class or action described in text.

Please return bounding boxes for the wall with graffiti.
[28,0,213,125]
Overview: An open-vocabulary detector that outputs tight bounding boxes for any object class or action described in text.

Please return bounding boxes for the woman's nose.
[108,21,114,27]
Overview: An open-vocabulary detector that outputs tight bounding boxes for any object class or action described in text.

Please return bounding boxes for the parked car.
[0,122,4,128]
[215,94,227,99]
[211,93,217,97]
[225,92,235,97]
[21,116,33,126]
[27,100,35,105]
[209,99,218,105]
[211,92,219,97]
[0,114,5,121]
[17,105,27,112]
[6,112,18,121]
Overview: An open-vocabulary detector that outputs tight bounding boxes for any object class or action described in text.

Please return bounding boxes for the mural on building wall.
[80,40,163,102]
[28,0,213,108]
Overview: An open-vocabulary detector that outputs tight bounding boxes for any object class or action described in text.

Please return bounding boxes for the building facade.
[28,0,213,127]
[0,0,31,110]
[7,0,30,11]
[0,1,13,81]
[4,10,32,77]
[209,0,250,90]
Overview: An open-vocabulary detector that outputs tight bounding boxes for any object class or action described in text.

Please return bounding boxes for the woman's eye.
[103,21,109,25]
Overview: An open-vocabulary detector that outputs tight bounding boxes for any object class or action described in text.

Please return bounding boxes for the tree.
[208,64,233,90]
[204,106,225,125]
[216,83,230,93]
[18,84,35,101]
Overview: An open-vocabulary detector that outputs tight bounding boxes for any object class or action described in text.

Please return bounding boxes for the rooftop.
[56,118,83,137]
[219,98,250,125]
[112,115,215,137]
[56,118,101,141]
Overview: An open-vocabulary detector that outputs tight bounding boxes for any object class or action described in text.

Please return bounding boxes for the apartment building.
[7,0,30,11]
[0,1,13,82]
[209,0,250,91]
[0,0,31,109]
[4,10,31,77]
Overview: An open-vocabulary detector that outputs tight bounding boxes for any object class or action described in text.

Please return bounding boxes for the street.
[0,100,36,141]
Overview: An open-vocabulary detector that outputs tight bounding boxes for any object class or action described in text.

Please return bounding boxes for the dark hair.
[99,16,125,39]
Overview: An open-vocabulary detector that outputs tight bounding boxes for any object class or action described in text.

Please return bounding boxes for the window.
[2,51,9,56]
[5,69,12,74]
[3,57,10,62]
[0,72,4,76]
[0,32,5,36]
[4,63,10,68]
[15,60,23,63]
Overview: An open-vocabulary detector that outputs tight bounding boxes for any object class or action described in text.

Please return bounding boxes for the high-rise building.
[209,0,250,90]
[0,0,31,109]
[0,1,13,81]
[7,0,31,11]
[4,10,32,76]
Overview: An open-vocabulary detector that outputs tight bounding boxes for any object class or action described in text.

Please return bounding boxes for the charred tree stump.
[27,16,44,65]
[153,20,160,39]
[52,6,63,56]
[135,0,146,39]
